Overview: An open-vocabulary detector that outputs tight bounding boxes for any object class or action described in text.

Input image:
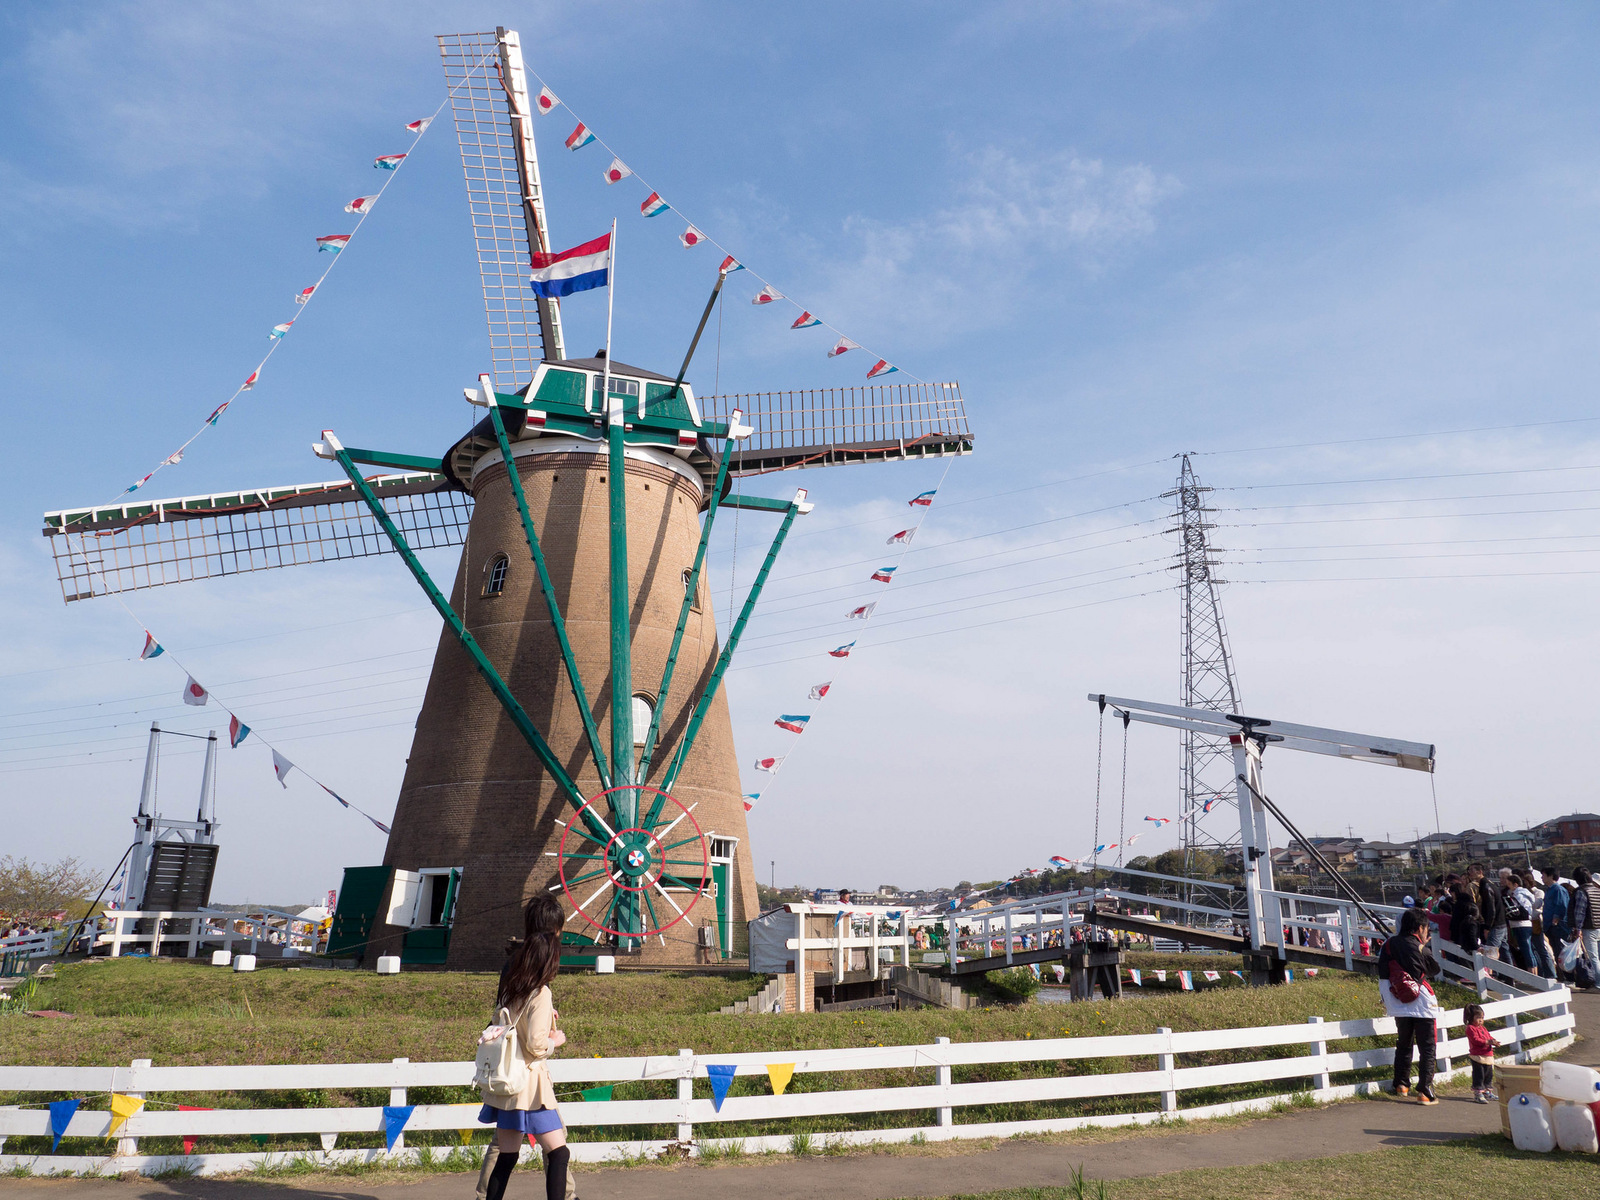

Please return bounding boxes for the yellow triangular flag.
[107,1094,145,1137]
[766,1063,795,1096]
[458,1129,473,1146]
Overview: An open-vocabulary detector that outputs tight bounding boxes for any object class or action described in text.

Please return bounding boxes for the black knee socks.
[484,1148,518,1200]
[544,1146,570,1200]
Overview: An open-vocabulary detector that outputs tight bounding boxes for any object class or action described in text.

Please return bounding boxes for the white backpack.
[473,998,532,1098]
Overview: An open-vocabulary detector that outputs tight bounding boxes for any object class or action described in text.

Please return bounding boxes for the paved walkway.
[3,991,1592,1200]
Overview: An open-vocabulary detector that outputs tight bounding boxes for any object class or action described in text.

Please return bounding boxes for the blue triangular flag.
[50,1098,82,1151]
[705,1063,737,1111]
[382,1105,414,1151]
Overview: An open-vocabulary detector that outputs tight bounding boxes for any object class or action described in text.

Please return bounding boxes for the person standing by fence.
[1574,868,1600,987]
[1378,909,1443,1105]
[1503,872,1537,973]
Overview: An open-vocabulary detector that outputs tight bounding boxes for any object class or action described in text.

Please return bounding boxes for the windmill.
[40,28,972,969]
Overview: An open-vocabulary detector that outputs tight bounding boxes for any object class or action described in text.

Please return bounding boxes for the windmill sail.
[42,473,470,603]
[703,380,973,474]
[438,28,565,385]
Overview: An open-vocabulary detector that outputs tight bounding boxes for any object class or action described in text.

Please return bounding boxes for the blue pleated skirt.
[478,1103,564,1134]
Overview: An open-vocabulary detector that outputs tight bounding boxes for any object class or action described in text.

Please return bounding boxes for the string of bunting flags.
[136,631,391,835]
[743,479,948,812]
[520,69,910,382]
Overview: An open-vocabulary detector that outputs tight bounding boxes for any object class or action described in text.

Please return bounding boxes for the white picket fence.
[0,987,1573,1177]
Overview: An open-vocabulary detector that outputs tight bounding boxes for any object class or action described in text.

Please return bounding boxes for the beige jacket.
[482,985,559,1112]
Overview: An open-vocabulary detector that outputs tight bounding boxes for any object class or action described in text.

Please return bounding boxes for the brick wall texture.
[375,443,759,969]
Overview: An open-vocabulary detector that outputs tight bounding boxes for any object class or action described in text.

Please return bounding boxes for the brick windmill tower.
[42,27,973,969]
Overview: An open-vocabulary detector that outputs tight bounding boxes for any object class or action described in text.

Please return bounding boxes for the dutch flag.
[791,311,821,329]
[530,232,611,298]
[1129,969,1142,986]
[1145,816,1171,826]
[909,490,936,507]
[1178,970,1194,991]
[742,793,760,812]
[870,566,896,583]
[373,154,406,170]
[1049,856,1070,868]
[719,255,743,274]
[139,632,164,660]
[828,642,855,658]
[566,122,595,150]
[207,401,230,425]
[641,191,669,218]
[316,234,350,253]
[867,359,898,379]
[774,714,810,733]
[229,715,251,748]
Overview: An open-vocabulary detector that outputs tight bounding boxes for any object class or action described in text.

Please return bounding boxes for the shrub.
[985,967,1042,1003]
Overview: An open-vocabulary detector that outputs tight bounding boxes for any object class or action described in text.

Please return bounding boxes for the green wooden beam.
[342,448,446,474]
[605,410,640,947]
[718,493,798,514]
[637,411,746,785]
[486,396,612,790]
[320,431,605,842]
[654,489,810,818]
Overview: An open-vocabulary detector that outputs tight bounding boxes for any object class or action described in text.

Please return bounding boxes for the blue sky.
[6,3,1600,904]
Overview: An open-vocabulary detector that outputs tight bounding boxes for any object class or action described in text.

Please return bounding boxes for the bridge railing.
[0,986,1574,1177]
[84,909,325,960]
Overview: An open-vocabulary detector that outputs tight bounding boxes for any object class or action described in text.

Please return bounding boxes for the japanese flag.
[827,337,860,358]
[535,85,559,114]
[846,603,876,619]
[603,158,632,185]
[753,756,784,774]
[272,749,294,788]
[181,676,208,706]
[679,226,707,248]
[808,682,831,701]
[751,285,783,305]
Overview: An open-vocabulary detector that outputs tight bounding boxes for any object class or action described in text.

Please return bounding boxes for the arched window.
[631,694,654,746]
[484,554,509,596]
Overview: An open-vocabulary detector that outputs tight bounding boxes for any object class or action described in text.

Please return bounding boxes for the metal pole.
[195,732,217,833]
[125,724,161,909]
[603,219,632,811]
[667,272,727,400]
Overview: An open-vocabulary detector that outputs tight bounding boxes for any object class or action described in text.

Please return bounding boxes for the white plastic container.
[375,955,401,975]
[233,954,257,972]
[594,955,616,974]
[1553,1101,1599,1153]
[210,950,232,967]
[1541,1060,1600,1104]
[1508,1092,1556,1153]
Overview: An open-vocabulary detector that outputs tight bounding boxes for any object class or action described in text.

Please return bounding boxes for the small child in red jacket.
[1463,1003,1496,1102]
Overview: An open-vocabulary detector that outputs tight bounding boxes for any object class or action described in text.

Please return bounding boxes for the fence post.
[795,911,806,1013]
[1472,952,1489,1001]
[1340,905,1353,971]
[1004,909,1013,966]
[935,1036,953,1129]
[1157,1027,1177,1114]
[677,1049,695,1144]
[1307,1016,1331,1094]
[1434,1012,1452,1081]
[1508,1009,1524,1064]
[389,1058,408,1152]
[119,1059,151,1158]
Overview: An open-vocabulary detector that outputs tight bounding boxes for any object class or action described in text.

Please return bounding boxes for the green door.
[712,860,730,960]
[327,866,394,959]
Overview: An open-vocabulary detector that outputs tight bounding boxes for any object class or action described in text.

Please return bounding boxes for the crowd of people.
[1414,862,1600,985]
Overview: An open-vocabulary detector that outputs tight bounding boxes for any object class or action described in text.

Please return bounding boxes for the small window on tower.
[632,694,654,746]
[485,555,509,596]
[682,568,702,613]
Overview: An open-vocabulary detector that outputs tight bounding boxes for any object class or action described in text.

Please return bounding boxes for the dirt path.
[4,990,1592,1200]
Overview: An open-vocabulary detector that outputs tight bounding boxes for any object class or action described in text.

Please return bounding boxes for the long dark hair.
[498,895,562,1012]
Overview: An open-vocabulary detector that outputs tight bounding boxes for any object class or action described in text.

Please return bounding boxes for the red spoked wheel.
[557,784,710,942]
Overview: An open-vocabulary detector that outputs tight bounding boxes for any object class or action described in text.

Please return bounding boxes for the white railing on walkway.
[0,987,1573,1177]
[86,909,324,959]
[0,930,63,964]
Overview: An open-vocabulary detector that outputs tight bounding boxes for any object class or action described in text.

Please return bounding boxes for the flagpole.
[603,218,617,424]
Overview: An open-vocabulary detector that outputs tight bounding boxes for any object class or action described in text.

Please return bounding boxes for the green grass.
[925,1136,1600,1198]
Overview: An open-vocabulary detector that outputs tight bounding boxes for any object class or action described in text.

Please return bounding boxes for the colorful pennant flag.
[322,783,350,809]
[535,85,560,114]
[1178,970,1194,991]
[719,255,743,274]
[345,196,377,214]
[374,154,406,170]
[742,793,759,812]
[774,714,810,733]
[828,642,855,658]
[242,368,260,389]
[909,490,937,506]
[791,311,821,329]
[369,815,391,835]
[228,715,251,748]
[1155,970,1167,981]
[1285,969,1294,982]
[162,448,184,466]
[1145,816,1171,826]
[887,528,914,544]
[752,285,783,305]
[640,191,669,217]
[866,359,898,379]
[296,285,316,304]
[530,231,612,298]
[208,401,231,424]
[578,1085,613,1102]
[705,1064,737,1111]
[1305,968,1319,977]
[827,336,860,358]
[140,632,164,660]
[178,1105,210,1155]
[1049,855,1070,867]
[679,226,707,248]
[49,1098,81,1152]
[846,603,876,619]
[1203,970,1220,982]
[382,1105,413,1151]
[272,749,294,787]
[1125,833,1142,845]
[565,122,595,150]
[1231,970,1244,980]
[1128,968,1142,986]
[808,682,831,701]
[108,1093,145,1137]
[766,1063,795,1096]
[753,757,783,773]
[870,566,897,582]
[124,472,152,494]
[405,117,432,134]
[181,676,208,706]
[270,322,293,339]
[602,157,631,184]
[316,234,350,253]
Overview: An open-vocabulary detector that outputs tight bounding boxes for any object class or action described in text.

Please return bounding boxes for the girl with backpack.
[475,895,571,1200]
